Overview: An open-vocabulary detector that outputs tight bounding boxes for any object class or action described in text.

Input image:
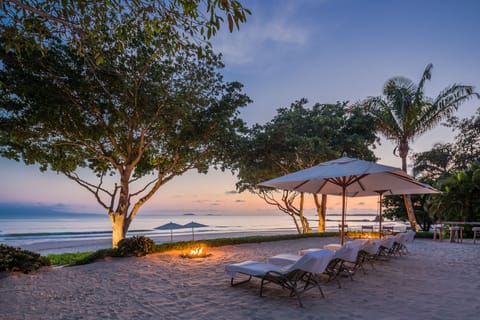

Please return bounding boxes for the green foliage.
[154,232,339,252]
[427,162,480,224]
[0,1,250,61]
[412,143,456,180]
[233,99,378,193]
[445,108,480,170]
[0,244,50,273]
[116,236,155,257]
[46,251,95,266]
[383,193,435,232]
[413,107,480,181]
[69,249,117,266]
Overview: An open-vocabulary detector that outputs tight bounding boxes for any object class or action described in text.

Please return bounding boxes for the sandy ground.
[1,237,480,320]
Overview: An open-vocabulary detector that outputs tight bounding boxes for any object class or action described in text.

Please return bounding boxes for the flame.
[189,247,204,256]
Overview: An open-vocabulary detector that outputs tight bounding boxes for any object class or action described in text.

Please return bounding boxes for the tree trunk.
[400,140,418,231]
[314,194,327,232]
[110,212,130,248]
[298,193,312,233]
[290,213,301,233]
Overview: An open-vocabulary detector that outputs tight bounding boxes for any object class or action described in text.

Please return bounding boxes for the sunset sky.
[1,0,479,217]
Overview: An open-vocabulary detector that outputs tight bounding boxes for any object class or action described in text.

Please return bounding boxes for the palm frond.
[414,84,479,136]
[361,96,403,141]
[413,63,433,106]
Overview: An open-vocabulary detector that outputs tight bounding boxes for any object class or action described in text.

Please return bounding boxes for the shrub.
[0,244,50,273]
[116,235,155,257]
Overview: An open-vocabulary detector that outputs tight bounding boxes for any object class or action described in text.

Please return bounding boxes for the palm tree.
[361,64,479,230]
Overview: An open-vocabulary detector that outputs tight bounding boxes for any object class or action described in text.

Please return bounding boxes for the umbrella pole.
[170,230,173,242]
[378,194,383,239]
[375,190,386,239]
[341,185,347,245]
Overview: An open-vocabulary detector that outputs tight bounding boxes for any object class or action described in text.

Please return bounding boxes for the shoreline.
[9,229,301,255]
[1,237,479,319]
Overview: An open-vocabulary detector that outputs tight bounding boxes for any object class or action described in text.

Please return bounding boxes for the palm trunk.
[400,142,418,231]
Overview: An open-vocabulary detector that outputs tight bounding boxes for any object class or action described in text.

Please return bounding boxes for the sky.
[0,0,479,217]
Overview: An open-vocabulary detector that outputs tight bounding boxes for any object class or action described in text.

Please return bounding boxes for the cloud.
[214,3,312,65]
[235,199,246,203]
[225,190,237,195]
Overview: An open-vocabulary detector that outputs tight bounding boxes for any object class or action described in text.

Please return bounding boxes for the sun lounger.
[357,238,382,272]
[377,235,395,258]
[391,232,408,256]
[473,227,480,244]
[355,238,381,274]
[225,249,335,307]
[318,240,364,288]
[337,239,367,276]
[267,240,364,289]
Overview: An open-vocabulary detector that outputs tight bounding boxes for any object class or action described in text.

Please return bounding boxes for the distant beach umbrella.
[155,222,185,242]
[183,221,208,241]
[259,155,439,244]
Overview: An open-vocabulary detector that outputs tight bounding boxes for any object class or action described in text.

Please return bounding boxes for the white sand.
[1,237,480,320]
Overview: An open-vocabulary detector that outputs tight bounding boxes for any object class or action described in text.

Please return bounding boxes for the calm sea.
[0,209,408,253]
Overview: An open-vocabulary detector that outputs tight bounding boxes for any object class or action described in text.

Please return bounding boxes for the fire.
[181,245,210,258]
[189,247,204,256]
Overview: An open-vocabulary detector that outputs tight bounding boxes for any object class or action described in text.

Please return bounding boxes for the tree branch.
[5,0,80,30]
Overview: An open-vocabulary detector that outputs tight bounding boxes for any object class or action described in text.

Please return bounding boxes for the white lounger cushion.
[225,261,284,278]
[225,249,334,279]
[361,238,381,255]
[334,240,362,263]
[381,235,395,249]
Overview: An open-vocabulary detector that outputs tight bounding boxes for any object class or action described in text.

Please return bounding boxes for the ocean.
[0,208,409,254]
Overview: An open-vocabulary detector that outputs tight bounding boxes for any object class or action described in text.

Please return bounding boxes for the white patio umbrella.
[259,156,439,244]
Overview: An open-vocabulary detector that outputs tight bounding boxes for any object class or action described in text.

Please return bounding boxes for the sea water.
[0,209,408,251]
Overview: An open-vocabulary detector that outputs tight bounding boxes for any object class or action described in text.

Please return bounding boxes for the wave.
[1,229,152,238]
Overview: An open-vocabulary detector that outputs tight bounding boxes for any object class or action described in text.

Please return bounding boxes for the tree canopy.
[0,0,251,61]
[427,162,480,225]
[231,99,378,233]
[413,107,480,181]
[0,1,251,247]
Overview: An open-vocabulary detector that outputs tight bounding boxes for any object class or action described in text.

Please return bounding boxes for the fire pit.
[181,245,211,259]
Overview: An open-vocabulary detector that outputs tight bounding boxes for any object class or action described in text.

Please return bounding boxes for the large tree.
[0,4,250,247]
[232,99,378,233]
[361,64,478,230]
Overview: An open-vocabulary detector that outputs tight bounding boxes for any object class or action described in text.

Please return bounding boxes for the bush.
[0,244,50,273]
[116,235,155,257]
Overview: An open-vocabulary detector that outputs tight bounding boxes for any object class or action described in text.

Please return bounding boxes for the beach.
[1,236,479,320]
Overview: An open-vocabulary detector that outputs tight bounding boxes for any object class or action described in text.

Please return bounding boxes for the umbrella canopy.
[155,222,185,242]
[183,221,208,241]
[259,156,439,244]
